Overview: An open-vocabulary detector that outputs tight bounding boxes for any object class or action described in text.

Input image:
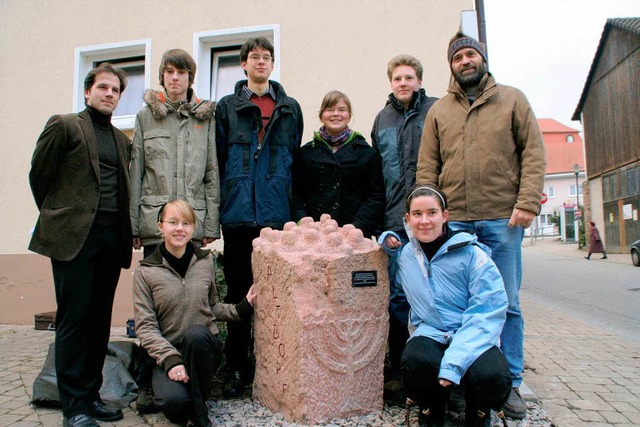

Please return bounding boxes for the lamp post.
[573,163,581,249]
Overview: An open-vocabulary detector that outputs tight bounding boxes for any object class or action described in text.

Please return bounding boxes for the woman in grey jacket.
[133,200,256,427]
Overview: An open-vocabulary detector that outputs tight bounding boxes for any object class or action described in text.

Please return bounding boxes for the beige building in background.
[0,0,472,324]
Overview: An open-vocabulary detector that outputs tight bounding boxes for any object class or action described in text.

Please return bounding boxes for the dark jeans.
[51,222,123,417]
[387,230,410,374]
[152,325,223,427]
[402,336,511,416]
[221,226,261,374]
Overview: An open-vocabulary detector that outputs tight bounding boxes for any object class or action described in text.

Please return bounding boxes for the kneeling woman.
[133,200,256,427]
[379,187,511,426]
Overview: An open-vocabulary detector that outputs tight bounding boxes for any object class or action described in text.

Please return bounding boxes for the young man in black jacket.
[215,36,303,397]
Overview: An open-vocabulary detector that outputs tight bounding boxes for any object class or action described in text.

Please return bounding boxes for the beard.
[454,62,488,88]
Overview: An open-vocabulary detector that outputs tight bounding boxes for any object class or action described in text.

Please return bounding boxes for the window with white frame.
[540,213,552,226]
[75,40,151,130]
[547,186,555,198]
[569,184,583,197]
[566,135,575,143]
[210,47,245,102]
[193,25,280,102]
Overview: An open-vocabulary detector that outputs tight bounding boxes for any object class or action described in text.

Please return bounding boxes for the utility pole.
[475,0,489,65]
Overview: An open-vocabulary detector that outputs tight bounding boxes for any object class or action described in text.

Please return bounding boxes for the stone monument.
[252,215,390,424]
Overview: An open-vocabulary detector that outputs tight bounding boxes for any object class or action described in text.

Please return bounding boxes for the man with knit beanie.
[416,32,546,421]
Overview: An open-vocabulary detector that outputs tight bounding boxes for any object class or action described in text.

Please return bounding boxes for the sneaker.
[447,384,466,413]
[502,387,527,419]
[602,256,608,259]
[136,385,159,414]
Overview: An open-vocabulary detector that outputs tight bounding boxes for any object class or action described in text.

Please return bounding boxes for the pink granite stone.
[252,216,390,424]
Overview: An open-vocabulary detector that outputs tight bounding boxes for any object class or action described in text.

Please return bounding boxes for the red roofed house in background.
[535,119,585,241]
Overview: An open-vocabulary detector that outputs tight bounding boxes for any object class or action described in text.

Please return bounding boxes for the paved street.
[520,238,640,426]
[0,238,639,426]
[522,236,640,342]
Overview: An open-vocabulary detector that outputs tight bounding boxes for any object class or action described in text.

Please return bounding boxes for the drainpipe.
[475,0,489,66]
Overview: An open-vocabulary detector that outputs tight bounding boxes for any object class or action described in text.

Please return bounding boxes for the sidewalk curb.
[520,382,538,404]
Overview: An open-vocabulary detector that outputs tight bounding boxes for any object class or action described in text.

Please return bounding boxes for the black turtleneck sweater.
[160,243,194,278]
[418,225,450,261]
[87,106,119,223]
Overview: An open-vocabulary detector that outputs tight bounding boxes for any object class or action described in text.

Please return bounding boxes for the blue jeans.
[448,219,524,387]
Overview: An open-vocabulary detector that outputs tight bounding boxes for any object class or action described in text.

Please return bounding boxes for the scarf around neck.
[318,126,352,147]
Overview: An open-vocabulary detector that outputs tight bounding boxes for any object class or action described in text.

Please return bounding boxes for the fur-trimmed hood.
[143,89,215,121]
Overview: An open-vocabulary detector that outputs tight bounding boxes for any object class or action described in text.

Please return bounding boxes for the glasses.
[248,54,272,62]
[161,219,194,229]
[323,107,349,114]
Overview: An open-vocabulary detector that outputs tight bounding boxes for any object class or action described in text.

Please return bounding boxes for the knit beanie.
[447,34,487,64]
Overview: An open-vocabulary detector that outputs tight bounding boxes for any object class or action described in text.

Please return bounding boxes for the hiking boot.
[501,387,527,419]
[136,385,159,414]
[447,384,466,413]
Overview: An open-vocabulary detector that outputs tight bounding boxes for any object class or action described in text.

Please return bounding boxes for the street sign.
[541,192,548,204]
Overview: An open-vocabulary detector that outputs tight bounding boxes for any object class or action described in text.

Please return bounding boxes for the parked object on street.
[631,238,640,267]
[34,311,56,331]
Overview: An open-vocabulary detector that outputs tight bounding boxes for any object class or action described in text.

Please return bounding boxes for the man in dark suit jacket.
[29,63,133,427]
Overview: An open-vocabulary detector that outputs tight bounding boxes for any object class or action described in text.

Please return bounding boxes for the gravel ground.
[197,399,555,427]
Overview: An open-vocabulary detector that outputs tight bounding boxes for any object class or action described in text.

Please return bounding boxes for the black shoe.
[383,373,405,405]
[63,414,99,427]
[465,408,492,427]
[418,407,445,427]
[224,370,244,398]
[136,385,159,414]
[584,256,590,259]
[602,256,608,259]
[91,400,123,421]
[447,384,466,413]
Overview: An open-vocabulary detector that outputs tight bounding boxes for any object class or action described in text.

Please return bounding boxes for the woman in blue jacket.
[292,90,385,238]
[379,186,511,426]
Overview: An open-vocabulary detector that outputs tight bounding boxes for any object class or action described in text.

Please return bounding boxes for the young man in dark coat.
[29,63,132,427]
[371,55,438,399]
[215,36,303,397]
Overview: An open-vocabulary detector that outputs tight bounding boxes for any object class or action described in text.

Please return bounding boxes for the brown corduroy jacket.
[417,73,546,221]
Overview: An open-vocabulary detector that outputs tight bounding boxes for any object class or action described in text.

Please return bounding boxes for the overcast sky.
[483,0,639,130]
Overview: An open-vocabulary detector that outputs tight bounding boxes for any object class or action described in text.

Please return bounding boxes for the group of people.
[29,31,546,427]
